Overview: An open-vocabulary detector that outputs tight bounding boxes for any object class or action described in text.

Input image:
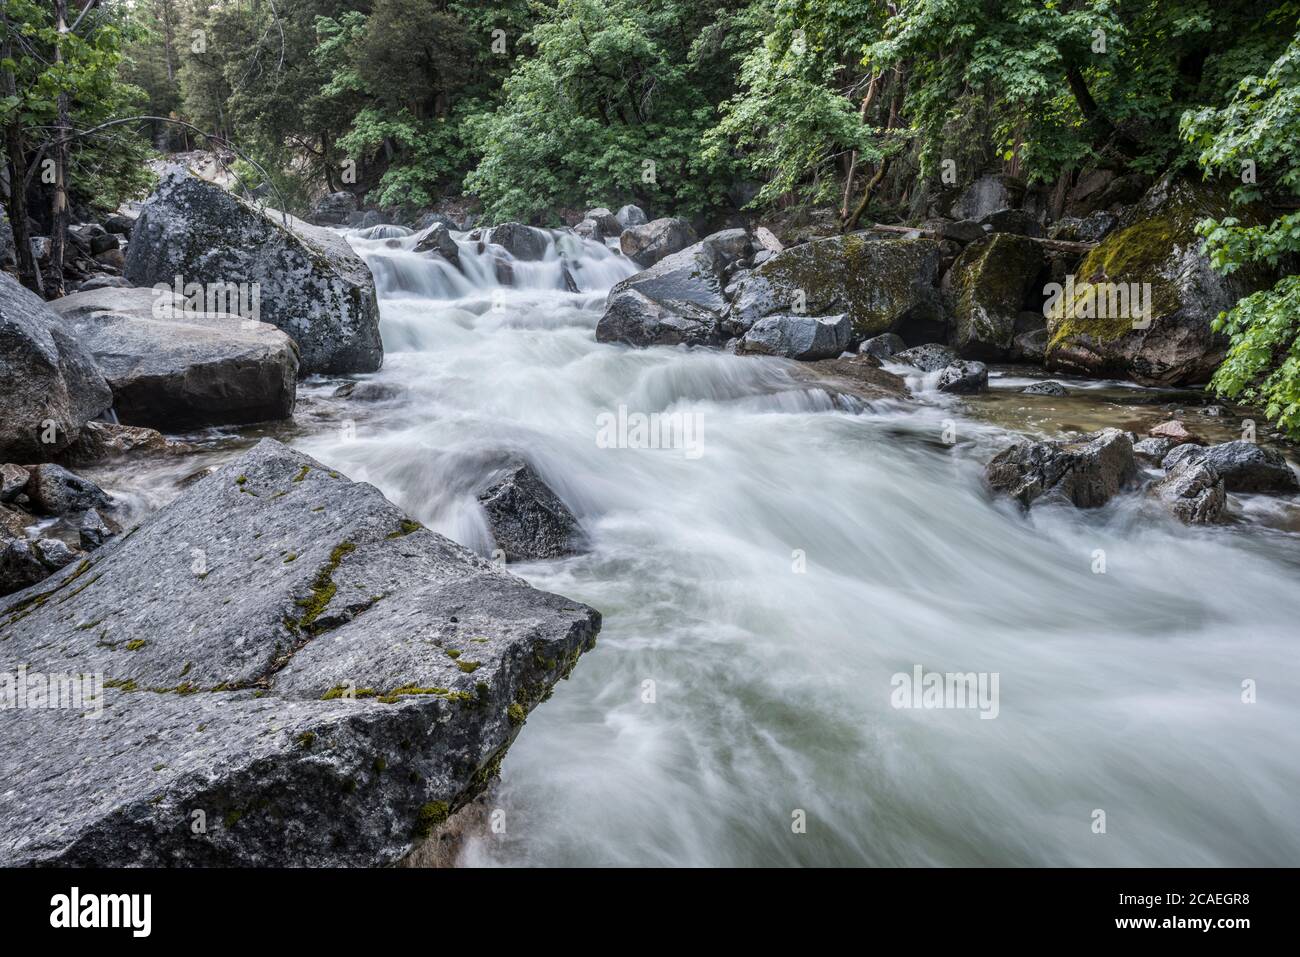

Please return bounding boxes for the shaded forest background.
[4,0,1300,431]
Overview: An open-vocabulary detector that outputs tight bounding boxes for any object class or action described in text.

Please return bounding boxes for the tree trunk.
[840,73,881,222]
[1,30,43,294]
[48,0,71,297]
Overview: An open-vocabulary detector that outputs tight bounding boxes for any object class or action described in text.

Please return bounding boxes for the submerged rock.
[58,421,177,468]
[724,235,943,339]
[485,223,549,261]
[738,313,852,361]
[0,273,113,462]
[1148,420,1202,446]
[0,439,600,866]
[1021,381,1068,396]
[124,167,382,375]
[1151,457,1226,524]
[50,287,298,430]
[413,223,460,267]
[986,428,1138,509]
[477,461,585,562]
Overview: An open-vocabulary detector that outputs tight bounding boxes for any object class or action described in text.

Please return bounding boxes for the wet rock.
[485,222,549,261]
[945,233,1044,360]
[58,421,176,468]
[477,460,585,562]
[0,536,84,596]
[790,355,910,403]
[596,241,728,347]
[1021,381,1068,396]
[615,205,648,229]
[619,217,697,268]
[333,380,405,402]
[986,428,1138,509]
[0,464,29,503]
[1045,176,1272,386]
[0,273,113,462]
[738,314,853,361]
[936,360,988,394]
[584,208,622,237]
[573,218,604,243]
[0,503,27,538]
[124,167,382,374]
[50,287,298,431]
[1132,437,1174,465]
[1164,441,1299,494]
[725,235,944,339]
[413,223,459,267]
[1151,457,1226,524]
[893,343,958,372]
[23,463,111,516]
[0,439,600,866]
[76,507,117,550]
[860,332,906,360]
[1148,420,1202,446]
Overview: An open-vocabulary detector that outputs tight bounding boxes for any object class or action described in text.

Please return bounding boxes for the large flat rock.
[0,439,600,866]
[50,287,298,430]
[124,167,382,375]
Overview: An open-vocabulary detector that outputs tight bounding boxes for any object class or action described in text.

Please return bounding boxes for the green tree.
[1183,32,1300,437]
[465,0,747,223]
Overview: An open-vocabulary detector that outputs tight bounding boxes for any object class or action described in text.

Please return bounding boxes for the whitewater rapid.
[292,225,1300,866]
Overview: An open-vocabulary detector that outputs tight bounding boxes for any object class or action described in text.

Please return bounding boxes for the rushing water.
[95,224,1300,866]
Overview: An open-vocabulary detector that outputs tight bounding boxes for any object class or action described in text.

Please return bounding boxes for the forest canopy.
[3,0,1300,431]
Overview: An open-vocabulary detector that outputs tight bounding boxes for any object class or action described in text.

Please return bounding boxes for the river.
[91,224,1300,866]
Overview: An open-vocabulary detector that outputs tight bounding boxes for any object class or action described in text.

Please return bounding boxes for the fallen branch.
[863,221,1097,255]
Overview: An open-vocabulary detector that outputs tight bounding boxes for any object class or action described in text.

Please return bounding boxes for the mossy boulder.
[945,233,1044,359]
[1044,176,1270,386]
[723,235,944,339]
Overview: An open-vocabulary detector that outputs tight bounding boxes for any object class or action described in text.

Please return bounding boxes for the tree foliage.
[1184,31,1300,437]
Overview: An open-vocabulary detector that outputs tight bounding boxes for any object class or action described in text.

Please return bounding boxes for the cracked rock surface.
[0,438,599,866]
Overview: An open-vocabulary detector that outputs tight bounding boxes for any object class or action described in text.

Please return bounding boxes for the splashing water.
[290,224,1300,866]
